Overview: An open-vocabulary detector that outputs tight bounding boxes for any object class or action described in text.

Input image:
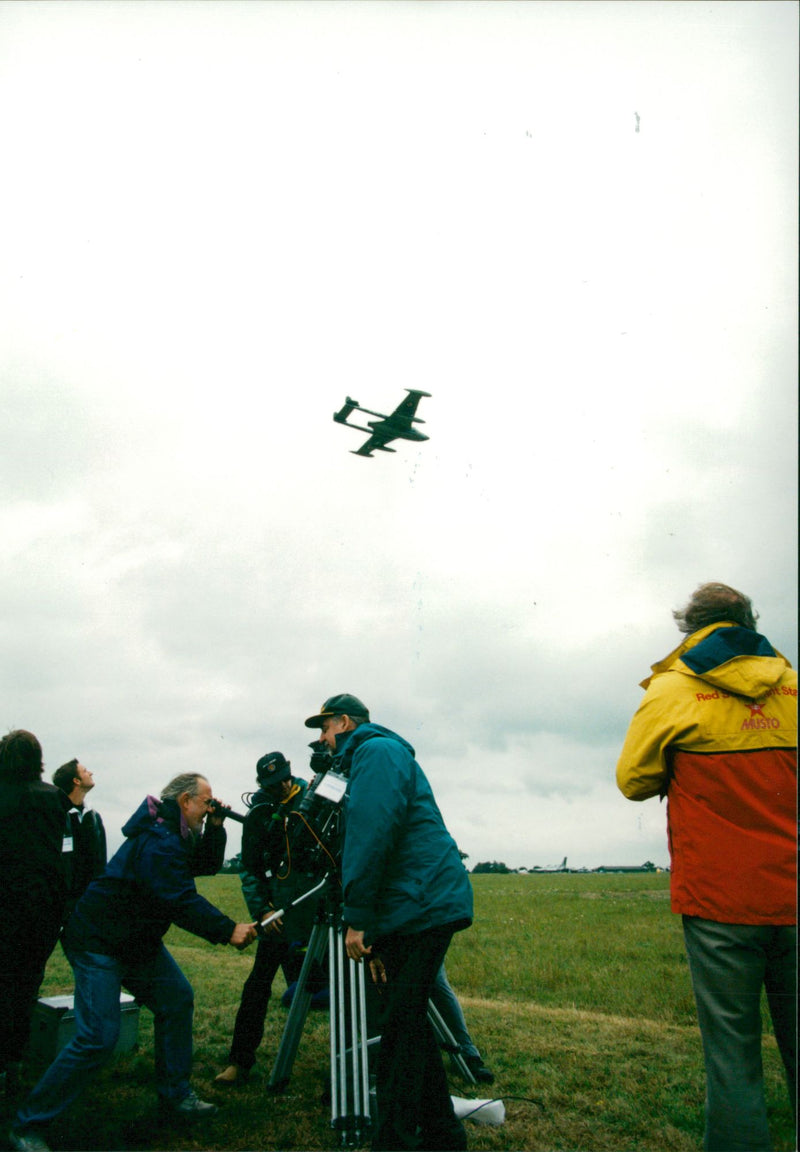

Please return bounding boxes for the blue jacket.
[336,723,473,944]
[65,796,236,961]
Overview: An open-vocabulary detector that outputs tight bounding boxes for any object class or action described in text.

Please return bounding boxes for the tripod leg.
[355,959,370,1121]
[349,959,362,1122]
[330,926,372,1147]
[427,999,477,1085]
[268,921,329,1091]
[328,919,344,1124]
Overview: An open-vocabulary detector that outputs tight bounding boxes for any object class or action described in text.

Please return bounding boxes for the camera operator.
[216,752,315,1086]
[305,694,473,1152]
[9,772,256,1152]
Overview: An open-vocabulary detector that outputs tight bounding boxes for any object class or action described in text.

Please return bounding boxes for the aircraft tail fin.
[334,397,360,423]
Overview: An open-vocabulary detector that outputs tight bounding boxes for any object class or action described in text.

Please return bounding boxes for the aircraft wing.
[389,389,431,426]
[352,433,382,457]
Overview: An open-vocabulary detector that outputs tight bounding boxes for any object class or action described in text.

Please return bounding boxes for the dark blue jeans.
[14,945,194,1131]
[430,964,480,1060]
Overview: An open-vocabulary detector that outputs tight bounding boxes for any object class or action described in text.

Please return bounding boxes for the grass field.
[22,872,796,1151]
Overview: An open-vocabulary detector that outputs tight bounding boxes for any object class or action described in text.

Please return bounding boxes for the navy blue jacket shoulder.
[65,795,236,961]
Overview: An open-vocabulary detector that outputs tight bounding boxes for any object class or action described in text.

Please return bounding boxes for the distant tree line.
[222,854,658,878]
[471,860,660,875]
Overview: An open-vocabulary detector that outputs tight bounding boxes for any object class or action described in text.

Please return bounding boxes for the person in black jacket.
[0,731,70,1101]
[215,752,313,1085]
[9,773,256,1152]
[51,759,107,929]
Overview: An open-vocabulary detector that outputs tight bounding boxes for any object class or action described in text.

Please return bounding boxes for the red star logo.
[745,702,764,718]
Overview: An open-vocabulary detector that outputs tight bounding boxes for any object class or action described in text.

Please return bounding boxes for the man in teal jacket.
[306,693,473,1152]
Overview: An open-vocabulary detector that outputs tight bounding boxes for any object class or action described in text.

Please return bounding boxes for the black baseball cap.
[256,751,290,786]
[304,694,370,728]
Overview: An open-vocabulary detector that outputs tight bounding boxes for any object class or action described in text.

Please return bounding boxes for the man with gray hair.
[617,583,796,1152]
[9,773,257,1152]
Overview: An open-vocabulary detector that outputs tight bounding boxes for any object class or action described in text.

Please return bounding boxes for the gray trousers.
[682,916,797,1152]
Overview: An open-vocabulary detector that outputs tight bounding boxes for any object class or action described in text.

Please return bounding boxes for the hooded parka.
[336,722,473,944]
[65,795,236,961]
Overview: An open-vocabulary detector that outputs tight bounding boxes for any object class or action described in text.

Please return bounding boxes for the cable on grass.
[454,1093,546,1118]
[501,1093,547,1111]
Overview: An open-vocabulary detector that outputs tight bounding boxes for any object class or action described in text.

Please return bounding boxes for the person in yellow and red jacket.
[617,583,796,1152]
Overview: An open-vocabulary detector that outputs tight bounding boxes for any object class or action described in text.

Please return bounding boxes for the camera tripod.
[264,879,476,1148]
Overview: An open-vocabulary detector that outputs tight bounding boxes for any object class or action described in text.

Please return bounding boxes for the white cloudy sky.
[1,0,797,871]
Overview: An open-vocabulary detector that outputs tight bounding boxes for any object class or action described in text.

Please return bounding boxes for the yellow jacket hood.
[640,621,792,699]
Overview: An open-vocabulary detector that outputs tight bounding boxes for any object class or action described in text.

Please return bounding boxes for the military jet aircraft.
[333,389,431,457]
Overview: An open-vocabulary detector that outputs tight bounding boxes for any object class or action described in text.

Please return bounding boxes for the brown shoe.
[214,1064,248,1086]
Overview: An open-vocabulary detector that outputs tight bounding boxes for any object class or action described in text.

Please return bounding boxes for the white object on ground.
[450,1095,505,1126]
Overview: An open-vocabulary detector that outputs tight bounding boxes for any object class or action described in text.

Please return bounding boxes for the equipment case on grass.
[30,993,140,1063]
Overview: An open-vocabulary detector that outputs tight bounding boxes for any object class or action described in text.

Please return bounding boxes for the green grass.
[21,873,796,1151]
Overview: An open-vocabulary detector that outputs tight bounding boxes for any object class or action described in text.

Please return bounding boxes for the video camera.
[284,741,350,878]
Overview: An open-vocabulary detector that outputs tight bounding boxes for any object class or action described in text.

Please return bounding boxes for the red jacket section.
[617,623,797,925]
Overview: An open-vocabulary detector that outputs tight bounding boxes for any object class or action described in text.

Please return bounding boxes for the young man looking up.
[52,759,107,927]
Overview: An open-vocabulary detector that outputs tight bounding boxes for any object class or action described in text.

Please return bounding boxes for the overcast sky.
[1,0,797,871]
